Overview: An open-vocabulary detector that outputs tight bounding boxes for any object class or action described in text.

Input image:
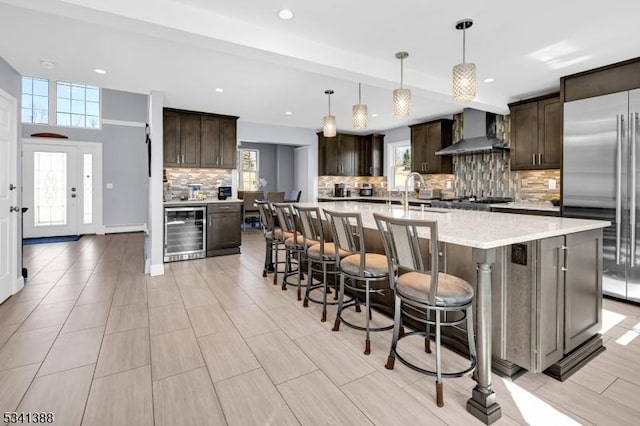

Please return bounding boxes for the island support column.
[467,248,502,424]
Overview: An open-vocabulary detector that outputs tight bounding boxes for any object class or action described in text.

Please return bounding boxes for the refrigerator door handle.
[632,112,638,266]
[616,114,623,264]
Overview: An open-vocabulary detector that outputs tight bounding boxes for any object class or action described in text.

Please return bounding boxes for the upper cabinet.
[410,119,453,174]
[163,108,238,169]
[318,132,384,176]
[509,94,561,170]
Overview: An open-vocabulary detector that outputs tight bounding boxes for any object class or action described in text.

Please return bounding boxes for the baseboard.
[149,263,165,276]
[103,224,147,234]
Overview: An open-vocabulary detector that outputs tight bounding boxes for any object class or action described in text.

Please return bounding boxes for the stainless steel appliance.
[164,206,207,262]
[430,196,512,211]
[563,89,640,302]
[334,183,346,197]
[359,183,373,196]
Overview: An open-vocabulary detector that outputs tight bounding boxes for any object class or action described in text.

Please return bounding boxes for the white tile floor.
[0,232,639,425]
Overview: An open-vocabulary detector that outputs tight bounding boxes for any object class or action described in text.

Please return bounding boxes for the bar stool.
[294,206,351,322]
[323,209,394,355]
[256,200,289,284]
[272,202,311,298]
[373,213,477,407]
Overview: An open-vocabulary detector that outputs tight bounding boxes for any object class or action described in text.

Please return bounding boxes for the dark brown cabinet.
[201,115,238,169]
[163,108,238,169]
[163,110,201,168]
[318,132,384,176]
[509,95,561,170]
[207,203,241,256]
[357,134,384,176]
[410,119,453,174]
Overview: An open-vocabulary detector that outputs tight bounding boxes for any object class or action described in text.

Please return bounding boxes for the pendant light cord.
[327,92,331,115]
[462,26,466,64]
[358,83,362,104]
[400,58,404,89]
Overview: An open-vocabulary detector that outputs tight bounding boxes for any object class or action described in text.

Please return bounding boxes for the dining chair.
[267,192,285,203]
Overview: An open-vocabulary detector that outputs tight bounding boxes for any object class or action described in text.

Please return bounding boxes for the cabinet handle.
[424,163,428,172]
[182,155,185,164]
[538,153,542,165]
[369,166,373,175]
[532,154,536,165]
[177,155,180,165]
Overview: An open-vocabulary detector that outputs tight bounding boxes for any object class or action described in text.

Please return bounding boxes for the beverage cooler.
[164,206,207,262]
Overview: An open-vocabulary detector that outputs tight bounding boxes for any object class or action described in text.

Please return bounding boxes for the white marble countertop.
[298,201,609,249]
[164,199,243,206]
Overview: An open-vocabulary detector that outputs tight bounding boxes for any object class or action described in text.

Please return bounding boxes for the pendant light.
[393,51,411,119]
[323,89,336,137]
[352,83,368,129]
[452,18,476,102]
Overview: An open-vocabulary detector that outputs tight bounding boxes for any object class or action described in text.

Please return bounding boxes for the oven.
[164,206,207,262]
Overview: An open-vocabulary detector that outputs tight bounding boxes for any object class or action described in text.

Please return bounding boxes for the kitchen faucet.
[404,172,425,211]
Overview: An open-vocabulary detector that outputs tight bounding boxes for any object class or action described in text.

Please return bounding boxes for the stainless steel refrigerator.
[563,89,640,302]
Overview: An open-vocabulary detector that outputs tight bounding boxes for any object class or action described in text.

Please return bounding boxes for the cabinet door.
[209,212,241,249]
[200,115,220,168]
[536,236,565,371]
[425,122,443,174]
[322,135,340,175]
[357,136,372,176]
[411,125,427,172]
[339,134,356,176]
[219,119,237,169]
[564,229,603,353]
[180,113,201,167]
[163,110,181,167]
[538,97,562,168]
[510,102,538,170]
[371,134,384,176]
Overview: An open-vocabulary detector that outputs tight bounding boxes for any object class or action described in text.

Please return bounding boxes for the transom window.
[21,76,101,129]
[56,82,100,128]
[239,149,259,191]
[22,77,49,124]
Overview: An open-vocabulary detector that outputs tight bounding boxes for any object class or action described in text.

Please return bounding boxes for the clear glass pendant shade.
[392,88,411,119]
[452,62,476,102]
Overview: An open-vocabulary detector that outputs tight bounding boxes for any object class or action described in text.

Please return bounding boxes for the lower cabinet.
[207,203,241,256]
[505,229,602,373]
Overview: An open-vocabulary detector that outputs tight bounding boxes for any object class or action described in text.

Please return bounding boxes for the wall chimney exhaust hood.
[435,108,509,155]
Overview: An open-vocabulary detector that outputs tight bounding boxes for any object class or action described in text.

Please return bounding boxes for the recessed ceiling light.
[484,77,495,83]
[371,113,378,118]
[39,59,55,69]
[215,88,224,93]
[284,111,292,115]
[94,69,107,75]
[278,9,294,20]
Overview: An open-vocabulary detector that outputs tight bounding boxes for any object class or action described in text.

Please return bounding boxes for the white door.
[22,141,102,238]
[0,89,19,303]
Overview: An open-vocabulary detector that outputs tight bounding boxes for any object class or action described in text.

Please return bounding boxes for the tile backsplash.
[164,167,232,200]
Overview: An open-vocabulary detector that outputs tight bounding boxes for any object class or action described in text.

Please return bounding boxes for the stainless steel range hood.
[435,108,509,156]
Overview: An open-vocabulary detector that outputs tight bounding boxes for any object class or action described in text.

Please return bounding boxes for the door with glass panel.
[22,141,101,238]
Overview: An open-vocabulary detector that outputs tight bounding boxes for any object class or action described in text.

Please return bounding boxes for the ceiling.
[0,0,638,134]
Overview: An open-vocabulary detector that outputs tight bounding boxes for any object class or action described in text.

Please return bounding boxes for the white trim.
[101,119,146,128]
[149,263,165,276]
[386,139,411,190]
[103,224,147,234]
[13,276,24,295]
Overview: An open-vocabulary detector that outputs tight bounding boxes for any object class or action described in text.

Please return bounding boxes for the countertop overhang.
[300,201,609,249]
[164,199,243,206]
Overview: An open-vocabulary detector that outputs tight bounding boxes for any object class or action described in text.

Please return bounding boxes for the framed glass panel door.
[23,144,78,237]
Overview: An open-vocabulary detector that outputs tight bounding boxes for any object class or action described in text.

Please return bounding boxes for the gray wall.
[238,142,295,195]
[23,88,149,227]
[0,56,22,277]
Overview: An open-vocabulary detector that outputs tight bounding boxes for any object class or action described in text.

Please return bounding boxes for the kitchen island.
[298,201,609,424]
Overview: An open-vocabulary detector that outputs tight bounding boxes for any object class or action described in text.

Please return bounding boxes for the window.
[56,82,100,128]
[22,76,49,124]
[239,149,259,191]
[389,143,412,190]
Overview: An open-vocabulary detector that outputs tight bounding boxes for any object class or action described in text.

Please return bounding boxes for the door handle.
[9,206,19,213]
[631,112,638,266]
[71,194,77,198]
[9,184,16,191]
[616,114,624,264]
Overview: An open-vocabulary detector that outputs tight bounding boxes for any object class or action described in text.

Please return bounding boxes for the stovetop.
[430,196,512,211]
